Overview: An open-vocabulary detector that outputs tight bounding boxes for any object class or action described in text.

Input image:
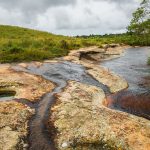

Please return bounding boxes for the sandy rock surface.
[0,101,34,150]
[51,81,150,150]
[64,45,129,93]
[64,45,129,63]
[0,64,55,150]
[0,65,55,102]
[17,61,43,69]
[86,64,128,93]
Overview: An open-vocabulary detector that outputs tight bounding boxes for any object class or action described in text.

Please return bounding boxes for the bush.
[148,57,150,65]
[0,53,25,63]
[24,49,51,60]
[60,40,69,49]
[8,45,24,54]
[81,40,94,47]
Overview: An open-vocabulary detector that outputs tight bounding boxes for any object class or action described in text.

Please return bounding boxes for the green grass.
[0,25,83,63]
[0,25,150,63]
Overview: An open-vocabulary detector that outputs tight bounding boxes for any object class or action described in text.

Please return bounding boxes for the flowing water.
[15,61,109,150]
[101,47,150,119]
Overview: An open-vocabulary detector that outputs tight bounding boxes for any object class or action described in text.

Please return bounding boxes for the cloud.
[0,0,76,11]
[0,0,140,35]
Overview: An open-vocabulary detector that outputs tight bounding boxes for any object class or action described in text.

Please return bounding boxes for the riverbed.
[23,47,150,149]
[102,47,150,119]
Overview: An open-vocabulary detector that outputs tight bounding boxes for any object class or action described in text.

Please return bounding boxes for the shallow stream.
[22,61,109,150]
[101,47,150,119]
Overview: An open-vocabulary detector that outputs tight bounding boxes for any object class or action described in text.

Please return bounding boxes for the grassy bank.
[0,25,81,63]
[0,25,149,63]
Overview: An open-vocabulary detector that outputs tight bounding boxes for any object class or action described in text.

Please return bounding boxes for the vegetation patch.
[0,22,150,63]
[0,25,84,63]
[148,57,150,65]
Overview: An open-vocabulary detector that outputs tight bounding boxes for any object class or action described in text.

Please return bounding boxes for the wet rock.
[64,45,130,63]
[64,45,129,93]
[64,46,98,63]
[0,65,55,101]
[0,65,55,149]
[0,101,34,150]
[50,81,150,150]
[106,90,150,119]
[86,64,128,93]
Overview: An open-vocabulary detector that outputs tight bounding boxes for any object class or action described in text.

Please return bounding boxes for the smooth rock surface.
[64,45,129,93]
[86,64,128,93]
[64,45,129,63]
[51,81,150,150]
[0,64,55,149]
[0,65,55,101]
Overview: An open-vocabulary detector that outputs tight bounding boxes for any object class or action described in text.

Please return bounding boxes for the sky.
[0,0,140,36]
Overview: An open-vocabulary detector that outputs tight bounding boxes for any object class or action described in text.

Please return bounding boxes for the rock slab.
[51,81,150,150]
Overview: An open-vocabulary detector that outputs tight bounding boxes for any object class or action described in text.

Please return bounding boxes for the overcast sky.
[0,0,140,36]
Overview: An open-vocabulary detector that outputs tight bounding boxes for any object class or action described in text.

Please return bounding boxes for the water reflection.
[102,47,150,119]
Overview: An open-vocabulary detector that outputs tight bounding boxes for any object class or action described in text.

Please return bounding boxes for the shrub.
[24,49,51,60]
[81,40,94,47]
[8,45,24,54]
[148,57,150,65]
[50,47,69,57]
[60,40,69,49]
[21,39,32,48]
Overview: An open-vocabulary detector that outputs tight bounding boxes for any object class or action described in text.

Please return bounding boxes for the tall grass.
[0,25,82,63]
[0,25,149,63]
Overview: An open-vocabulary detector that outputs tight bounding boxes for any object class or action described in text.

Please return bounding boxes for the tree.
[128,0,150,35]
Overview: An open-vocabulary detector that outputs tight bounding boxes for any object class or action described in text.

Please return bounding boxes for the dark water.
[0,90,16,101]
[101,47,150,119]
[14,61,109,150]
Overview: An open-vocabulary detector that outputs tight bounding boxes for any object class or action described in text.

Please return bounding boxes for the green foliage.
[148,57,150,65]
[128,0,150,35]
[60,40,69,49]
[0,25,81,63]
[0,24,150,63]
[77,33,150,46]
[127,0,150,47]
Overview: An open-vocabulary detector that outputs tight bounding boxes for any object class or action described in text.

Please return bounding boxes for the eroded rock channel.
[15,61,110,150]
